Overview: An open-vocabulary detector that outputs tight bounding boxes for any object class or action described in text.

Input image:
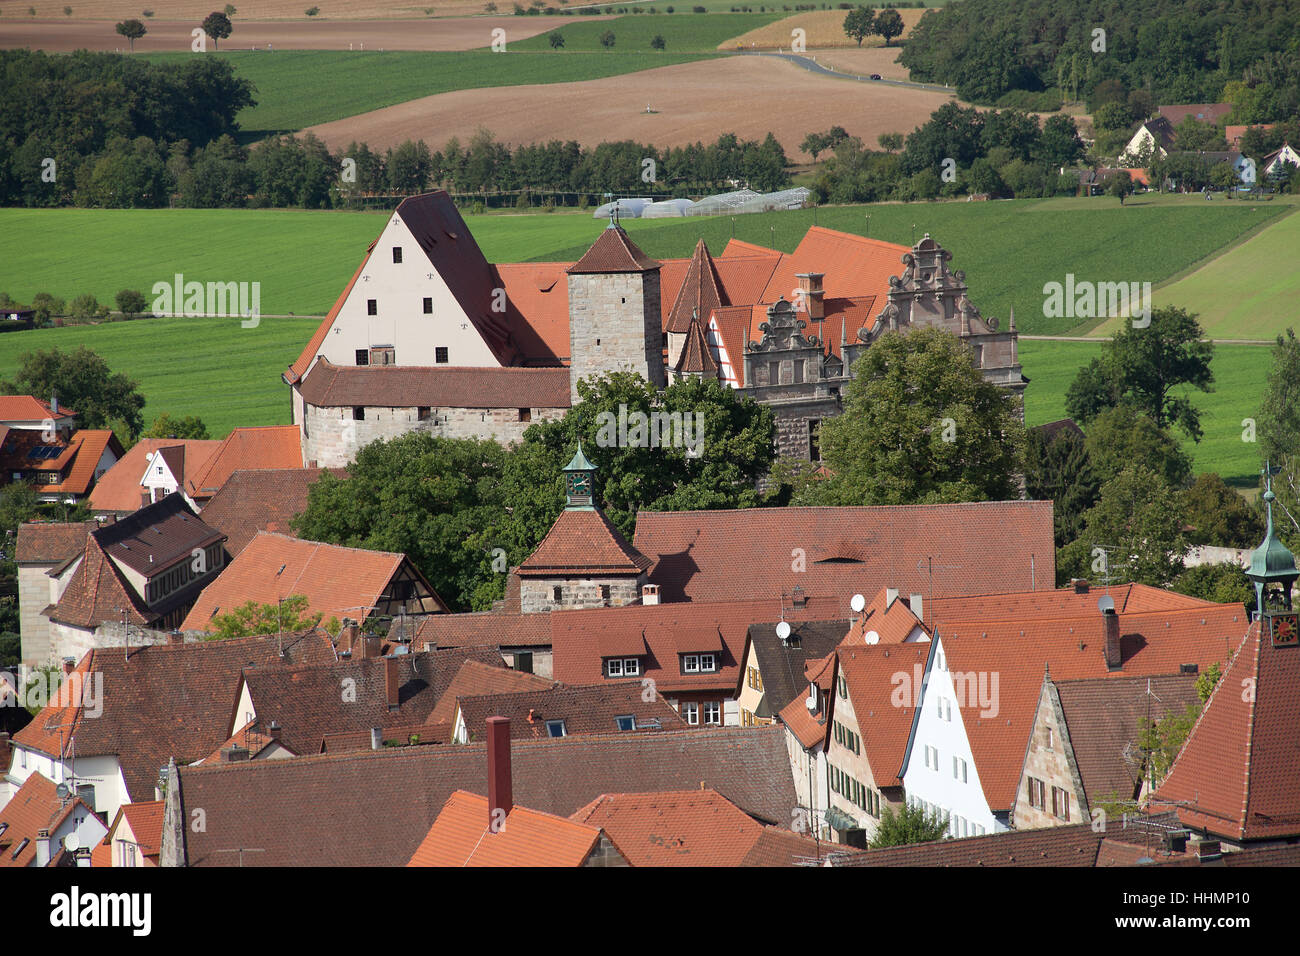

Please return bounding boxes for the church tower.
[566,215,665,403]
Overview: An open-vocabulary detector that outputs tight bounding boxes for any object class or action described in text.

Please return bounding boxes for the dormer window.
[682,653,717,674]
[605,657,640,678]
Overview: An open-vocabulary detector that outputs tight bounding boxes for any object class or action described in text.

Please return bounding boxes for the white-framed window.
[546,720,566,738]
[606,657,641,678]
[682,653,717,674]
[924,744,939,770]
[683,654,699,673]
[682,701,699,725]
[615,715,635,731]
[953,756,968,782]
[1046,726,1055,750]
[703,701,721,724]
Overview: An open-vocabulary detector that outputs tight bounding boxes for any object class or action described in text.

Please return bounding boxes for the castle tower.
[566,217,665,403]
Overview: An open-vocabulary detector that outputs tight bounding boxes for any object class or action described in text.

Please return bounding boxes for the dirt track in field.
[0,16,606,52]
[0,1,535,19]
[302,54,955,159]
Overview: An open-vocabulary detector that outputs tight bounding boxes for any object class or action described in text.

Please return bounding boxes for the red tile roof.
[570,789,765,866]
[1157,103,1232,126]
[425,659,552,725]
[198,721,286,764]
[46,535,153,629]
[936,604,1254,812]
[181,530,446,631]
[41,429,122,496]
[15,520,96,565]
[927,582,1215,628]
[118,800,164,862]
[779,687,832,750]
[88,438,221,513]
[198,467,345,557]
[839,641,933,787]
[408,790,605,866]
[831,820,1108,867]
[0,395,75,423]
[517,507,650,577]
[95,492,224,579]
[567,224,660,274]
[0,773,95,867]
[1156,620,1300,841]
[666,239,725,334]
[758,227,909,304]
[632,502,1056,605]
[674,311,719,376]
[840,587,927,646]
[415,610,552,650]
[184,426,302,501]
[297,359,571,410]
[454,680,688,740]
[493,262,573,364]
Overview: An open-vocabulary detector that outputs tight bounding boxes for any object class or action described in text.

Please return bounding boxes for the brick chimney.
[796,273,825,320]
[642,584,660,606]
[385,656,401,711]
[36,828,51,867]
[487,716,513,830]
[1103,607,1122,670]
[222,745,250,762]
[339,618,359,655]
[268,720,282,742]
[62,657,75,676]
[1194,837,1221,862]
[1072,578,1089,594]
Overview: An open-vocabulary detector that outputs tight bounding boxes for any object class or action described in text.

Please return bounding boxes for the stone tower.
[566,219,665,403]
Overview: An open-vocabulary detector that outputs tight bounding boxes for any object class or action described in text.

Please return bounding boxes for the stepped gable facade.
[288,192,1026,465]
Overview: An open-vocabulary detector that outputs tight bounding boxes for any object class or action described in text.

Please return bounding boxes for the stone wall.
[301,402,566,467]
[1013,683,1090,829]
[568,271,664,403]
[518,575,643,614]
[17,564,57,670]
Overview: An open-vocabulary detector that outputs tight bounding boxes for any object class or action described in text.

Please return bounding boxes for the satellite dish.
[776,621,792,641]
[63,833,79,852]
[850,593,866,613]
[55,783,69,800]
[805,694,818,712]
[864,630,880,645]
[1098,595,1115,613]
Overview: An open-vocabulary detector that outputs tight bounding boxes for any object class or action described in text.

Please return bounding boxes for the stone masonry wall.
[568,271,664,403]
[519,575,643,614]
[301,402,566,467]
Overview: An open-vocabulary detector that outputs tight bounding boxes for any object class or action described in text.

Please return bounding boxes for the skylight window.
[615,715,636,732]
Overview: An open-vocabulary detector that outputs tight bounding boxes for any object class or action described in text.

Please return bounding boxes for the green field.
[1089,207,1300,341]
[142,49,710,137]
[0,316,319,440]
[1019,339,1270,487]
[512,12,782,51]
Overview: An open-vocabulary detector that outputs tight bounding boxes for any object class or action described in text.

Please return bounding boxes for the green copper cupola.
[562,442,596,510]
[1247,462,1298,615]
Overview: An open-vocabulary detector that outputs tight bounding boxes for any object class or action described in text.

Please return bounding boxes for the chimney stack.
[385,656,401,711]
[487,716,513,830]
[908,593,924,624]
[36,829,51,867]
[1194,838,1221,862]
[268,720,282,741]
[51,396,58,416]
[1103,607,1122,670]
[222,745,250,762]
[338,618,359,654]
[642,583,660,606]
[1072,578,1089,594]
[62,657,75,676]
[141,491,152,509]
[885,587,899,609]
[796,273,825,321]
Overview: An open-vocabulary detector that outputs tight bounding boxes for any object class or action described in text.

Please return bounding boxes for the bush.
[115,288,148,317]
[30,293,65,323]
[142,8,154,15]
[68,294,108,321]
[305,5,319,13]
[693,4,705,9]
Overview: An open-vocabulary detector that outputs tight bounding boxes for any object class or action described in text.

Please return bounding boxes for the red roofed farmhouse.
[287,191,1025,466]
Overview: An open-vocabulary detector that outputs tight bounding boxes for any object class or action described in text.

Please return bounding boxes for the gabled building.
[180,530,446,633]
[43,494,227,663]
[451,678,687,743]
[197,466,346,558]
[0,771,106,868]
[1262,142,1300,180]
[0,427,122,503]
[14,519,97,674]
[182,425,302,504]
[88,437,221,515]
[739,618,850,727]
[91,800,164,868]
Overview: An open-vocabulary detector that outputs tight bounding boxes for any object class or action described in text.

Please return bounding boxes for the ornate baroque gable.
[748,298,822,354]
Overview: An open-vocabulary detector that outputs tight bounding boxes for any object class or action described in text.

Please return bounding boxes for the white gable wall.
[900,636,1003,837]
[311,215,501,374]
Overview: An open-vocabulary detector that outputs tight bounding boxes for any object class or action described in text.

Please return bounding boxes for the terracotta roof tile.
[778,689,831,750]
[198,720,285,764]
[177,725,797,865]
[493,262,573,364]
[0,774,95,867]
[95,492,224,578]
[47,535,153,629]
[416,610,552,650]
[674,311,719,376]
[408,790,605,866]
[0,395,75,422]
[38,430,122,496]
[454,680,687,741]
[426,659,552,725]
[633,502,1055,605]
[666,239,726,333]
[184,426,302,501]
[181,531,447,631]
[517,507,650,576]
[740,825,855,866]
[569,789,764,866]
[747,618,849,717]
[88,438,221,513]
[15,520,96,565]
[567,224,660,274]
[198,467,345,557]
[118,800,164,860]
[297,359,571,410]
[758,227,909,304]
[839,641,933,787]
[831,820,1107,866]
[927,583,1216,628]
[1156,620,1300,841]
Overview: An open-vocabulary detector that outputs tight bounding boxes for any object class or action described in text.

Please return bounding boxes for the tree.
[800,131,829,161]
[871,802,948,848]
[1108,169,1134,204]
[872,7,904,47]
[202,11,232,49]
[1065,306,1214,442]
[1084,405,1191,489]
[143,412,209,440]
[1181,473,1265,548]
[115,288,147,316]
[599,29,615,48]
[1023,423,1100,548]
[549,31,564,48]
[1057,465,1187,588]
[1034,113,1084,167]
[1,346,146,438]
[1172,561,1255,611]
[1093,101,1134,133]
[224,3,236,14]
[115,18,147,50]
[68,294,108,321]
[208,594,322,639]
[29,294,65,325]
[843,7,874,47]
[878,131,903,153]
[798,328,1025,506]
[650,34,665,50]
[1257,328,1300,463]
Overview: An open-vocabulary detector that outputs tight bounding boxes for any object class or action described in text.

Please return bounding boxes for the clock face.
[568,472,592,496]
[1272,612,1299,647]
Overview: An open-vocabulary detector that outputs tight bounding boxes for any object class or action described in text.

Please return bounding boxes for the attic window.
[546,720,566,738]
[353,407,365,421]
[355,349,369,366]
[615,715,636,731]
[393,247,403,264]
[423,297,433,314]
[12,838,29,860]
[367,299,378,316]
[435,347,448,364]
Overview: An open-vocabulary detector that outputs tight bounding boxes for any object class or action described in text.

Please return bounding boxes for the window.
[518,408,532,423]
[1046,726,1054,750]
[767,361,780,386]
[515,652,533,674]
[953,757,967,782]
[423,297,433,314]
[599,584,611,602]
[355,349,369,366]
[1028,777,1046,809]
[704,701,721,725]
[546,720,566,738]
[607,658,623,677]
[615,715,636,732]
[682,701,699,725]
[352,407,365,421]
[367,299,377,315]
[606,657,640,678]
[792,359,804,384]
[435,347,449,364]
[392,246,403,263]
[1051,786,1071,821]
[684,654,699,673]
[370,346,395,366]
[838,675,848,699]
[418,407,431,421]
[13,838,29,860]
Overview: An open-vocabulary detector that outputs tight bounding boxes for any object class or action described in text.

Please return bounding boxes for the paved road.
[1020,334,1274,345]
[730,49,956,94]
